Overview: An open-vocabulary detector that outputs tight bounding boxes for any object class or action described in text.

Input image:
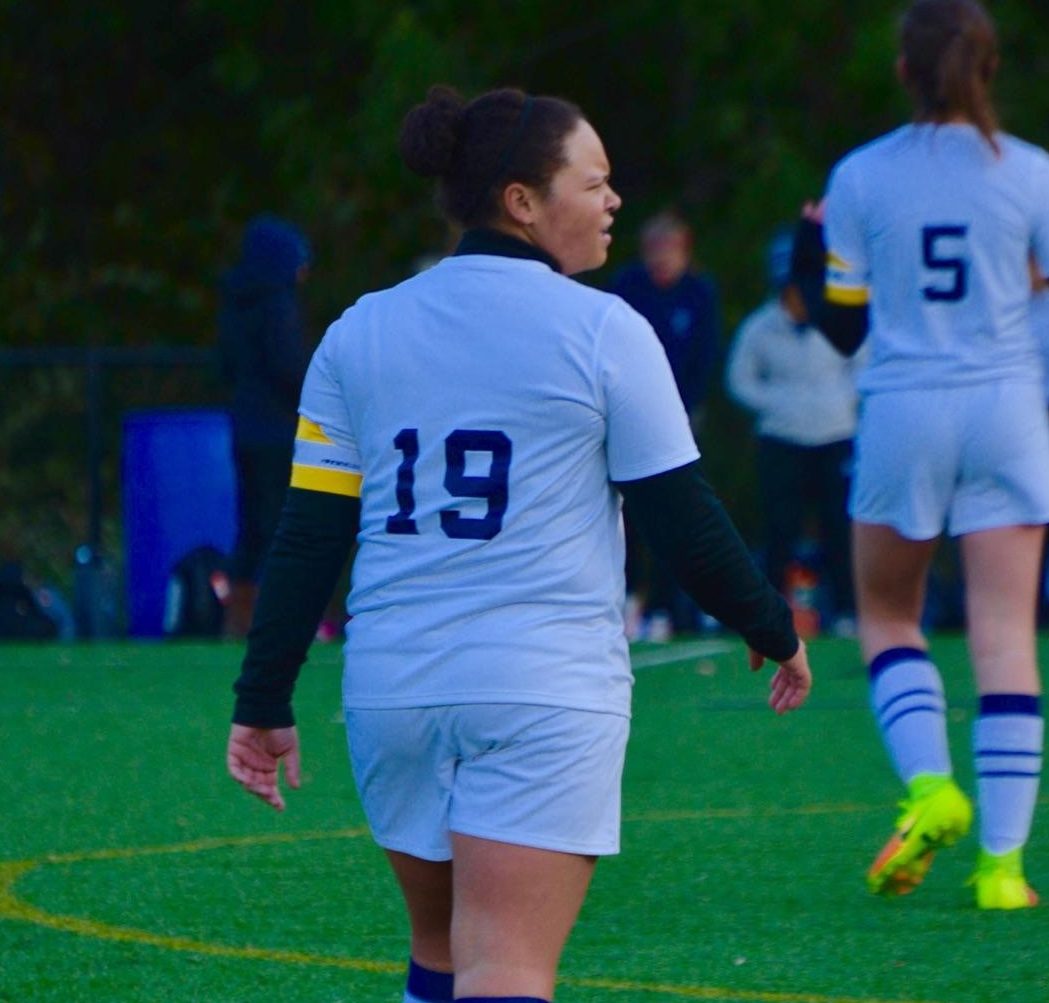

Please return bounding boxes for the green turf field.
[2,635,1047,1002]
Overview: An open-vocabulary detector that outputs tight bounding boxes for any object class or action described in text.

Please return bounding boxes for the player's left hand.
[748,638,812,714]
[227,723,301,811]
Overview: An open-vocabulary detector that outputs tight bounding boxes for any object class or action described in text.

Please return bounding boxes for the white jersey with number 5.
[293,252,699,714]
[824,123,1049,394]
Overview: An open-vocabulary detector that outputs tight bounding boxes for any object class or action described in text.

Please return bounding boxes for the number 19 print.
[386,428,513,541]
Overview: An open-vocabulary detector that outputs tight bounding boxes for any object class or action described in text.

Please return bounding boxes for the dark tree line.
[3,0,1048,582]
[6,1,1049,349]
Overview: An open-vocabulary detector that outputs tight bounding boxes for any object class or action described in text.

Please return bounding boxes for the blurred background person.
[218,214,311,637]
[609,210,721,640]
[1031,258,1049,626]
[726,226,864,637]
[609,209,720,438]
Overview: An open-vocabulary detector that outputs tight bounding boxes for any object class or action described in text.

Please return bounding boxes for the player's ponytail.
[399,85,582,228]
[900,0,999,153]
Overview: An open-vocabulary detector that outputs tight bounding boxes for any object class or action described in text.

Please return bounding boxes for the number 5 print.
[921,224,969,302]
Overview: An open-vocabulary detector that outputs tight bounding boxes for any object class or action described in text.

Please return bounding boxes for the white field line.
[629,638,736,670]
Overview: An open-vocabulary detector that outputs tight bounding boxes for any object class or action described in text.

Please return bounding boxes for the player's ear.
[502,182,538,226]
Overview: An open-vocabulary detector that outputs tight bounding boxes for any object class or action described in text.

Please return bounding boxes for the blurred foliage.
[3,1,1049,589]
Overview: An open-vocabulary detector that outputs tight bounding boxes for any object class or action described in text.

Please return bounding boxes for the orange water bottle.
[785,561,821,638]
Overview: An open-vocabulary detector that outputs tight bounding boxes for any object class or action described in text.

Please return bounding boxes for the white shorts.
[344,703,630,861]
[850,382,1049,540]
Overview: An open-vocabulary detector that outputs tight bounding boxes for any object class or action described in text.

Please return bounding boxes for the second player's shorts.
[850,380,1049,539]
[344,702,630,861]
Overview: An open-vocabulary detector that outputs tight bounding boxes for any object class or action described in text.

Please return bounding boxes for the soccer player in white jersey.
[797,0,1049,909]
[225,84,811,1003]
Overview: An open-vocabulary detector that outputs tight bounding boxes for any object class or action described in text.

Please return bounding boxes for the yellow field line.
[0,831,401,978]
[562,975,942,1003]
[0,860,398,974]
[0,823,951,1003]
[33,826,371,865]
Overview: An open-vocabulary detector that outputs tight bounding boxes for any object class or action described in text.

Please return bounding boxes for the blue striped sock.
[405,959,454,1003]
[869,647,951,782]
[974,694,1043,855]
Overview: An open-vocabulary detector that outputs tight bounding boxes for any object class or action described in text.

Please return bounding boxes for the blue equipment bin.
[122,409,236,637]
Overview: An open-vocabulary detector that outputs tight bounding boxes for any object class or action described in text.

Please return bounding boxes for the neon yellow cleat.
[867,775,973,896]
[971,848,1039,910]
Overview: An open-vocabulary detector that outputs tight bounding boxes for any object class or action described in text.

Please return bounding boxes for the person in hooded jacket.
[218,214,311,637]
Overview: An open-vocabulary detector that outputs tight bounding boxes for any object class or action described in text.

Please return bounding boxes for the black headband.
[491,95,536,183]
[462,96,537,222]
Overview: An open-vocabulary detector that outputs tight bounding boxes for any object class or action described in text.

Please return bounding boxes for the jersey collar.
[454,228,562,273]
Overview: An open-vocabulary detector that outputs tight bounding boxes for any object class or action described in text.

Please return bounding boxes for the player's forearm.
[617,462,798,662]
[791,218,869,356]
[817,301,869,356]
[232,487,359,728]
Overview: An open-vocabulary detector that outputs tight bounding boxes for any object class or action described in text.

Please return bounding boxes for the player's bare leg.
[386,850,454,973]
[450,834,595,1000]
[852,521,937,663]
[853,522,970,895]
[961,525,1043,697]
[961,525,1044,909]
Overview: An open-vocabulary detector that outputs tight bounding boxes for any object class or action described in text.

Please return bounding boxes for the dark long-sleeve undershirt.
[791,218,870,357]
[232,487,359,728]
[233,463,799,728]
[616,461,798,662]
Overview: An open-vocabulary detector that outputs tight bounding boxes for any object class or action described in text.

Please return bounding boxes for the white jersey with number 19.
[292,252,699,715]
[824,123,1049,394]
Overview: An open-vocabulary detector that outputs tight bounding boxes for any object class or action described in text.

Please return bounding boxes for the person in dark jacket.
[608,211,720,434]
[218,214,311,637]
[608,211,721,640]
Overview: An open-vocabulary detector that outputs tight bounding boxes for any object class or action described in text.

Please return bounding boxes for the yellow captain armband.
[825,284,870,307]
[290,464,362,497]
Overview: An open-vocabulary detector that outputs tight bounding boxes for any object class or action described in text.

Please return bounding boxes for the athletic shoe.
[866,775,973,896]
[971,848,1039,910]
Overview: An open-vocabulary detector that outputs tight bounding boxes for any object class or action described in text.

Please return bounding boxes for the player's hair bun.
[399,85,466,178]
